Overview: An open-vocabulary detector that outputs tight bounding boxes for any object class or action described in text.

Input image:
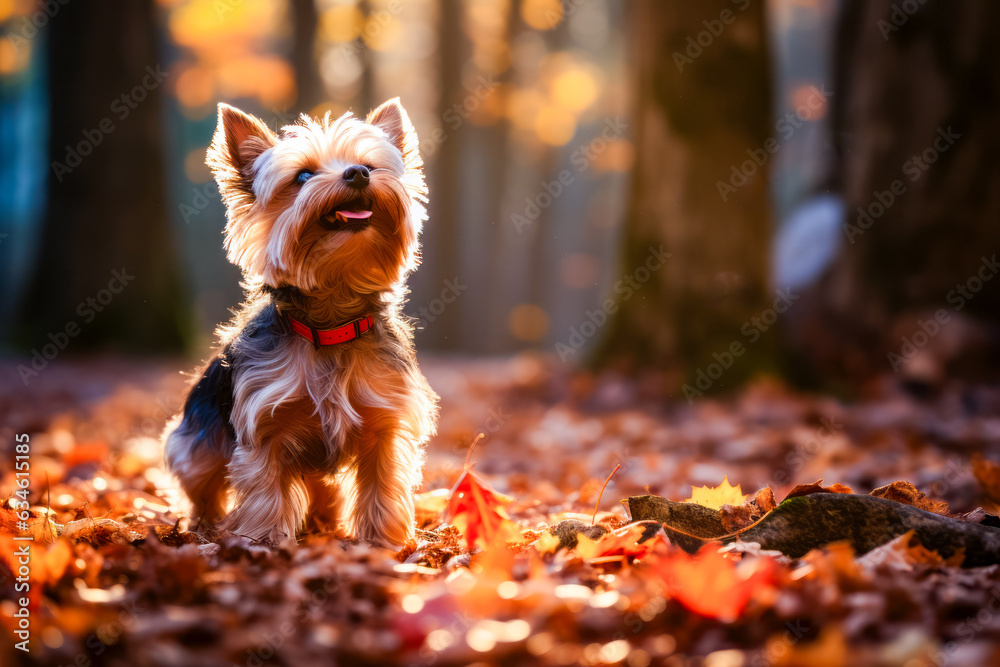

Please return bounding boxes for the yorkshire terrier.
[164,98,438,546]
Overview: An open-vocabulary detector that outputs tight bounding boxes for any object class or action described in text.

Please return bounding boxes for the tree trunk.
[18,0,187,354]
[291,0,324,112]
[795,0,1000,386]
[594,0,775,396]
[422,0,465,349]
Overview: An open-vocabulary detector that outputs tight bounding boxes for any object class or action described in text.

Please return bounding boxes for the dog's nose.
[343,165,370,189]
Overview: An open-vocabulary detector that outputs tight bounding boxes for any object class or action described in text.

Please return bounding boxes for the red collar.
[284,312,374,348]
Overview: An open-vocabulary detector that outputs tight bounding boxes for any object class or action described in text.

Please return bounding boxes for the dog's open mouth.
[320,197,373,232]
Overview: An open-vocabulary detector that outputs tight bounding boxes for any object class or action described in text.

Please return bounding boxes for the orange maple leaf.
[445,468,518,550]
[685,476,748,509]
[647,543,778,622]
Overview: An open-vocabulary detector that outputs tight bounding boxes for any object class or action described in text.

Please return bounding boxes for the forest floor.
[2,355,1000,666]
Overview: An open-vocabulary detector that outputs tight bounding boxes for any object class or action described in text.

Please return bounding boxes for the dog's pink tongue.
[336,210,373,220]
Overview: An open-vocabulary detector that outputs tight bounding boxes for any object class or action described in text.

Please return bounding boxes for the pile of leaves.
[2,356,1000,666]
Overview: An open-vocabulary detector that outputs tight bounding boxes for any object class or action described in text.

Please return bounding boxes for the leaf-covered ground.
[3,356,1000,666]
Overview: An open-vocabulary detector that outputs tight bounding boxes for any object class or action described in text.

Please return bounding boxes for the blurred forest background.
[1,0,998,396]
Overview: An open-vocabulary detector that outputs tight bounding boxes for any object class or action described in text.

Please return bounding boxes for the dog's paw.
[355,516,414,548]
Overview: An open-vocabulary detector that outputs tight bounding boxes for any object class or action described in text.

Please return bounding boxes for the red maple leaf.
[445,467,518,550]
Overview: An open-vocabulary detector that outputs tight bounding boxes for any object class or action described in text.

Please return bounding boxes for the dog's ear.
[207,103,277,198]
[366,98,420,163]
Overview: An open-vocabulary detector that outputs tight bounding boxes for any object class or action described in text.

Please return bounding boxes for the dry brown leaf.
[782,479,855,501]
[870,481,949,515]
[720,486,778,532]
[858,530,965,571]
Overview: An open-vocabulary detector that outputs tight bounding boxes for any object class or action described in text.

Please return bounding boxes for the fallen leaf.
[753,486,778,513]
[857,530,965,572]
[0,536,73,609]
[403,525,465,569]
[870,481,949,515]
[647,543,778,622]
[782,479,854,501]
[415,488,450,527]
[446,468,519,550]
[36,539,74,585]
[544,518,608,552]
[533,531,561,556]
[685,476,748,509]
[573,520,663,561]
[720,486,777,532]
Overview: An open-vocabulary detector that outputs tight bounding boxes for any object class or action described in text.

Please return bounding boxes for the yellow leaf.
[533,531,561,556]
[684,476,748,509]
[573,532,601,559]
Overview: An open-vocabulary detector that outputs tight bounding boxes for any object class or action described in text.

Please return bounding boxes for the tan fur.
[164,99,438,546]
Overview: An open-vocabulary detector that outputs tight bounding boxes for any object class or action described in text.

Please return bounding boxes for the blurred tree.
[424,0,466,348]
[357,0,376,113]
[291,0,324,111]
[18,0,188,353]
[791,0,1000,386]
[594,0,776,394]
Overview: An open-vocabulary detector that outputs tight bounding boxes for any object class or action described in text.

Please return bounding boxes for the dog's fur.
[163,99,438,546]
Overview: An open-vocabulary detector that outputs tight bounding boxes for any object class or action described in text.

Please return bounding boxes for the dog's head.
[207,99,426,295]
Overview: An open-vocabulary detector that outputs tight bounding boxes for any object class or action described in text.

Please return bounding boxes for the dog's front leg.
[351,407,420,547]
[220,444,308,543]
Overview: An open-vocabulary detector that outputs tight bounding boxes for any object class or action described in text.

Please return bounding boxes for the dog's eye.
[296,170,315,186]
[364,164,375,171]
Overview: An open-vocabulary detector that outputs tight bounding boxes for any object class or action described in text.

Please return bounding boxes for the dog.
[163,99,438,546]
